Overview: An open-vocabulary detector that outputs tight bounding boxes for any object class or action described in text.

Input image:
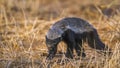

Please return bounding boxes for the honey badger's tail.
[87,29,111,54]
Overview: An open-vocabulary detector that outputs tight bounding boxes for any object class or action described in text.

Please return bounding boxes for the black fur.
[45,17,111,60]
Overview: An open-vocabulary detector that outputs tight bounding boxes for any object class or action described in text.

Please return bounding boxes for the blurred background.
[0,0,120,20]
[0,0,120,68]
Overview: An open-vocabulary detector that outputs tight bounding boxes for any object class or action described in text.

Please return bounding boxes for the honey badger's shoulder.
[46,17,95,40]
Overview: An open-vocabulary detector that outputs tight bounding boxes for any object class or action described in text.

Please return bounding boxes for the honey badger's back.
[47,17,95,40]
[53,17,94,33]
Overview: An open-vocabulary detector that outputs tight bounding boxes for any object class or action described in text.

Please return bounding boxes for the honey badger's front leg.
[63,29,86,58]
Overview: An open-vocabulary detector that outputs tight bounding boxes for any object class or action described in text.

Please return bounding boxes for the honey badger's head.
[45,28,63,50]
[45,36,61,49]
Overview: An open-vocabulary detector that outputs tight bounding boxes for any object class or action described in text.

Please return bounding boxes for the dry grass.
[0,0,120,68]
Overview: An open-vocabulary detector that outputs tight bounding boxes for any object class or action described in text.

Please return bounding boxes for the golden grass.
[0,0,120,68]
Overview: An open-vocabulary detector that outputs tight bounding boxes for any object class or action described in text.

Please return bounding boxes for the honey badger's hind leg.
[87,29,111,55]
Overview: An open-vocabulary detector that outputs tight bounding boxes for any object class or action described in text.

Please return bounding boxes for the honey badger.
[45,17,111,60]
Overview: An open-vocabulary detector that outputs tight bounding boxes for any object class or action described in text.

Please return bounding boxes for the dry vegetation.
[0,0,120,68]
